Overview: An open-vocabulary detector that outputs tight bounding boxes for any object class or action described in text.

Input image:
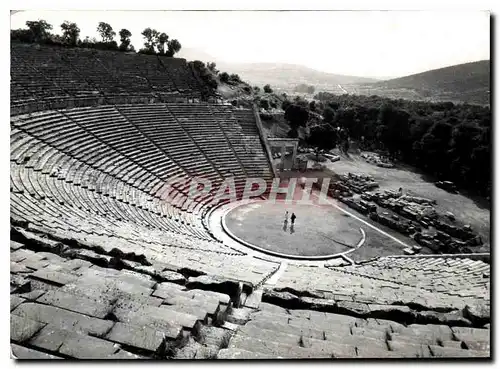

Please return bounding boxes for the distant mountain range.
[355,60,490,105]
[178,48,490,105]
[177,47,378,90]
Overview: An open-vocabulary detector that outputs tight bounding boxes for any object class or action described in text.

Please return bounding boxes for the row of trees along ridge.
[11,20,182,56]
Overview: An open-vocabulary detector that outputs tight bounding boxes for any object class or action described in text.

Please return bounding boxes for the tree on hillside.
[119,28,133,51]
[323,106,335,123]
[282,99,291,111]
[253,86,261,93]
[284,104,309,138]
[97,22,116,43]
[263,84,273,93]
[309,100,316,111]
[260,99,270,110]
[207,62,219,74]
[60,21,80,46]
[376,104,411,159]
[307,124,338,161]
[413,121,453,177]
[166,39,181,57]
[11,29,35,43]
[156,32,169,54]
[25,20,53,43]
[141,27,160,53]
[219,72,230,83]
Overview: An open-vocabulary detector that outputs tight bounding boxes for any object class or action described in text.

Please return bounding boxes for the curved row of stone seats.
[13,46,98,97]
[116,104,225,192]
[268,260,490,313]
[11,156,214,243]
[11,112,253,241]
[10,128,211,235]
[166,103,248,189]
[11,54,68,100]
[11,43,206,102]
[218,302,490,359]
[334,256,490,300]
[232,109,274,179]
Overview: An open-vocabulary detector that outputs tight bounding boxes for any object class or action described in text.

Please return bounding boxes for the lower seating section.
[270,261,489,312]
[10,233,490,359]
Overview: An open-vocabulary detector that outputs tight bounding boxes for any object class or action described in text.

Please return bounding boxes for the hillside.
[218,62,378,91]
[351,60,490,105]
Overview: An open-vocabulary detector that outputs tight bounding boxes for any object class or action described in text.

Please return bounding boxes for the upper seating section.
[10,43,207,103]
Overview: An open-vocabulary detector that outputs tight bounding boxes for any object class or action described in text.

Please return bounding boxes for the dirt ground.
[326,150,491,245]
[225,201,363,257]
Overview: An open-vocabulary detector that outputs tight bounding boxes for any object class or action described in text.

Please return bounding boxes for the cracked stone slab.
[11,314,46,343]
[336,301,371,317]
[30,269,78,286]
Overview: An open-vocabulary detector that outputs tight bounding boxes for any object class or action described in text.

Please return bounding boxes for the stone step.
[228,333,356,358]
[428,345,490,358]
[217,348,275,359]
[451,326,490,342]
[112,304,199,336]
[30,324,118,359]
[36,289,113,319]
[12,302,114,337]
[105,321,167,354]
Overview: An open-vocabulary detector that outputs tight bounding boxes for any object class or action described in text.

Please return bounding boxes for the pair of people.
[284,211,296,225]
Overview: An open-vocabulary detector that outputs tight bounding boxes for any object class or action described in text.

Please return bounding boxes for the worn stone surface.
[36,289,113,318]
[58,331,119,359]
[387,341,432,358]
[336,301,371,317]
[112,305,196,337]
[452,326,490,342]
[10,314,46,343]
[463,303,490,326]
[105,322,167,353]
[10,295,25,311]
[11,344,62,359]
[217,348,274,359]
[31,269,78,286]
[12,303,114,337]
[429,345,490,358]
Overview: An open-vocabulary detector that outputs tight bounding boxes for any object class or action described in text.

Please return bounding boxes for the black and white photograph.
[7,2,492,361]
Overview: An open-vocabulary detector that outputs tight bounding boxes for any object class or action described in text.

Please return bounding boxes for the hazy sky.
[10,10,490,78]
